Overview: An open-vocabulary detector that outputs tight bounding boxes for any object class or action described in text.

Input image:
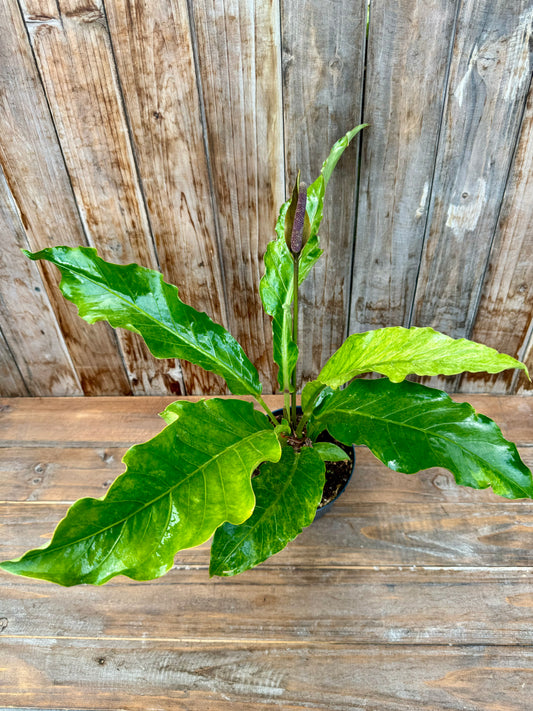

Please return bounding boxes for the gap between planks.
[3,634,533,649]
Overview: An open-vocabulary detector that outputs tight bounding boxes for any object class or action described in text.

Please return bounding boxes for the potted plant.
[1,126,530,585]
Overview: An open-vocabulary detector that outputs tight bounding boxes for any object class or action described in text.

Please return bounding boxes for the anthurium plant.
[2,125,531,586]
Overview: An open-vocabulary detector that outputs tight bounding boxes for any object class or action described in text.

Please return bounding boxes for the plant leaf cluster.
[1,127,531,585]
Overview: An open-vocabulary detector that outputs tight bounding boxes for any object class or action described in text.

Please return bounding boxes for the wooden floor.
[1,394,533,710]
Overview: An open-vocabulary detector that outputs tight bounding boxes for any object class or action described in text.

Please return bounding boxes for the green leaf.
[0,399,281,586]
[260,125,365,390]
[318,327,530,389]
[312,442,350,462]
[306,124,367,239]
[310,378,533,500]
[209,446,325,576]
[24,246,262,396]
[301,380,331,418]
[159,402,181,425]
[260,215,322,390]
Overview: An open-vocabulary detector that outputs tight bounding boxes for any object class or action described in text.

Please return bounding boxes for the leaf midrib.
[317,406,531,498]
[213,452,305,571]
[23,428,278,561]
[60,260,255,392]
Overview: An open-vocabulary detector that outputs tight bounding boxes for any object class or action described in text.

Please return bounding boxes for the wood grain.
[191,0,285,391]
[0,169,82,396]
[2,638,533,710]
[281,0,366,382]
[103,0,228,394]
[1,393,529,445]
[0,329,28,397]
[5,499,533,569]
[410,0,533,341]
[0,394,283,447]
[18,0,181,395]
[0,0,130,396]
[3,566,533,646]
[0,2,532,399]
[459,83,533,394]
[518,333,533,395]
[350,0,458,332]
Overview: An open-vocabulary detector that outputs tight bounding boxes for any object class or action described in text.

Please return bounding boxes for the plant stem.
[295,383,327,438]
[255,394,278,427]
[284,391,291,423]
[291,256,299,429]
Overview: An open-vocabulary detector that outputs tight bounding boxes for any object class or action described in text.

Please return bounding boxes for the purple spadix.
[284,172,311,258]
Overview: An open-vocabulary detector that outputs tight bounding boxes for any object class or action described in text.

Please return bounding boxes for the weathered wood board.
[0,170,82,396]
[0,329,28,397]
[410,0,533,336]
[408,0,533,394]
[350,0,458,332]
[18,0,181,395]
[282,0,367,379]
[190,0,285,391]
[103,0,229,394]
[0,0,131,396]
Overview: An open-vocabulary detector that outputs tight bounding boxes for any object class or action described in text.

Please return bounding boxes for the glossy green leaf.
[306,124,367,239]
[312,442,350,462]
[318,327,529,389]
[209,446,325,576]
[310,378,533,499]
[260,125,365,390]
[24,246,262,396]
[301,380,330,419]
[0,399,281,586]
[260,212,322,390]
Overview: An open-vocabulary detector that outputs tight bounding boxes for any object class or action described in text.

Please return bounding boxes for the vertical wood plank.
[410,1,533,342]
[0,169,82,396]
[0,328,28,397]
[191,0,285,392]
[102,0,228,394]
[282,0,366,384]
[0,0,131,395]
[18,0,182,395]
[517,330,533,394]
[350,0,458,333]
[460,82,533,394]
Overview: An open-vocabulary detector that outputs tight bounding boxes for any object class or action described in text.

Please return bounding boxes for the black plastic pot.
[272,406,355,519]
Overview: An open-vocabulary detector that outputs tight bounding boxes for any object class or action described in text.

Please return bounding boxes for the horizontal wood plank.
[4,499,533,569]
[1,444,531,504]
[0,394,532,710]
[0,396,282,446]
[0,394,530,446]
[2,638,533,710]
[2,565,533,646]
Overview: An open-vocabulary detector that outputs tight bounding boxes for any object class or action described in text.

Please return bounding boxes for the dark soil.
[315,431,354,508]
[267,410,354,509]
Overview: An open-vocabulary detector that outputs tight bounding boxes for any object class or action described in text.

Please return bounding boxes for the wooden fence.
[1,0,532,397]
